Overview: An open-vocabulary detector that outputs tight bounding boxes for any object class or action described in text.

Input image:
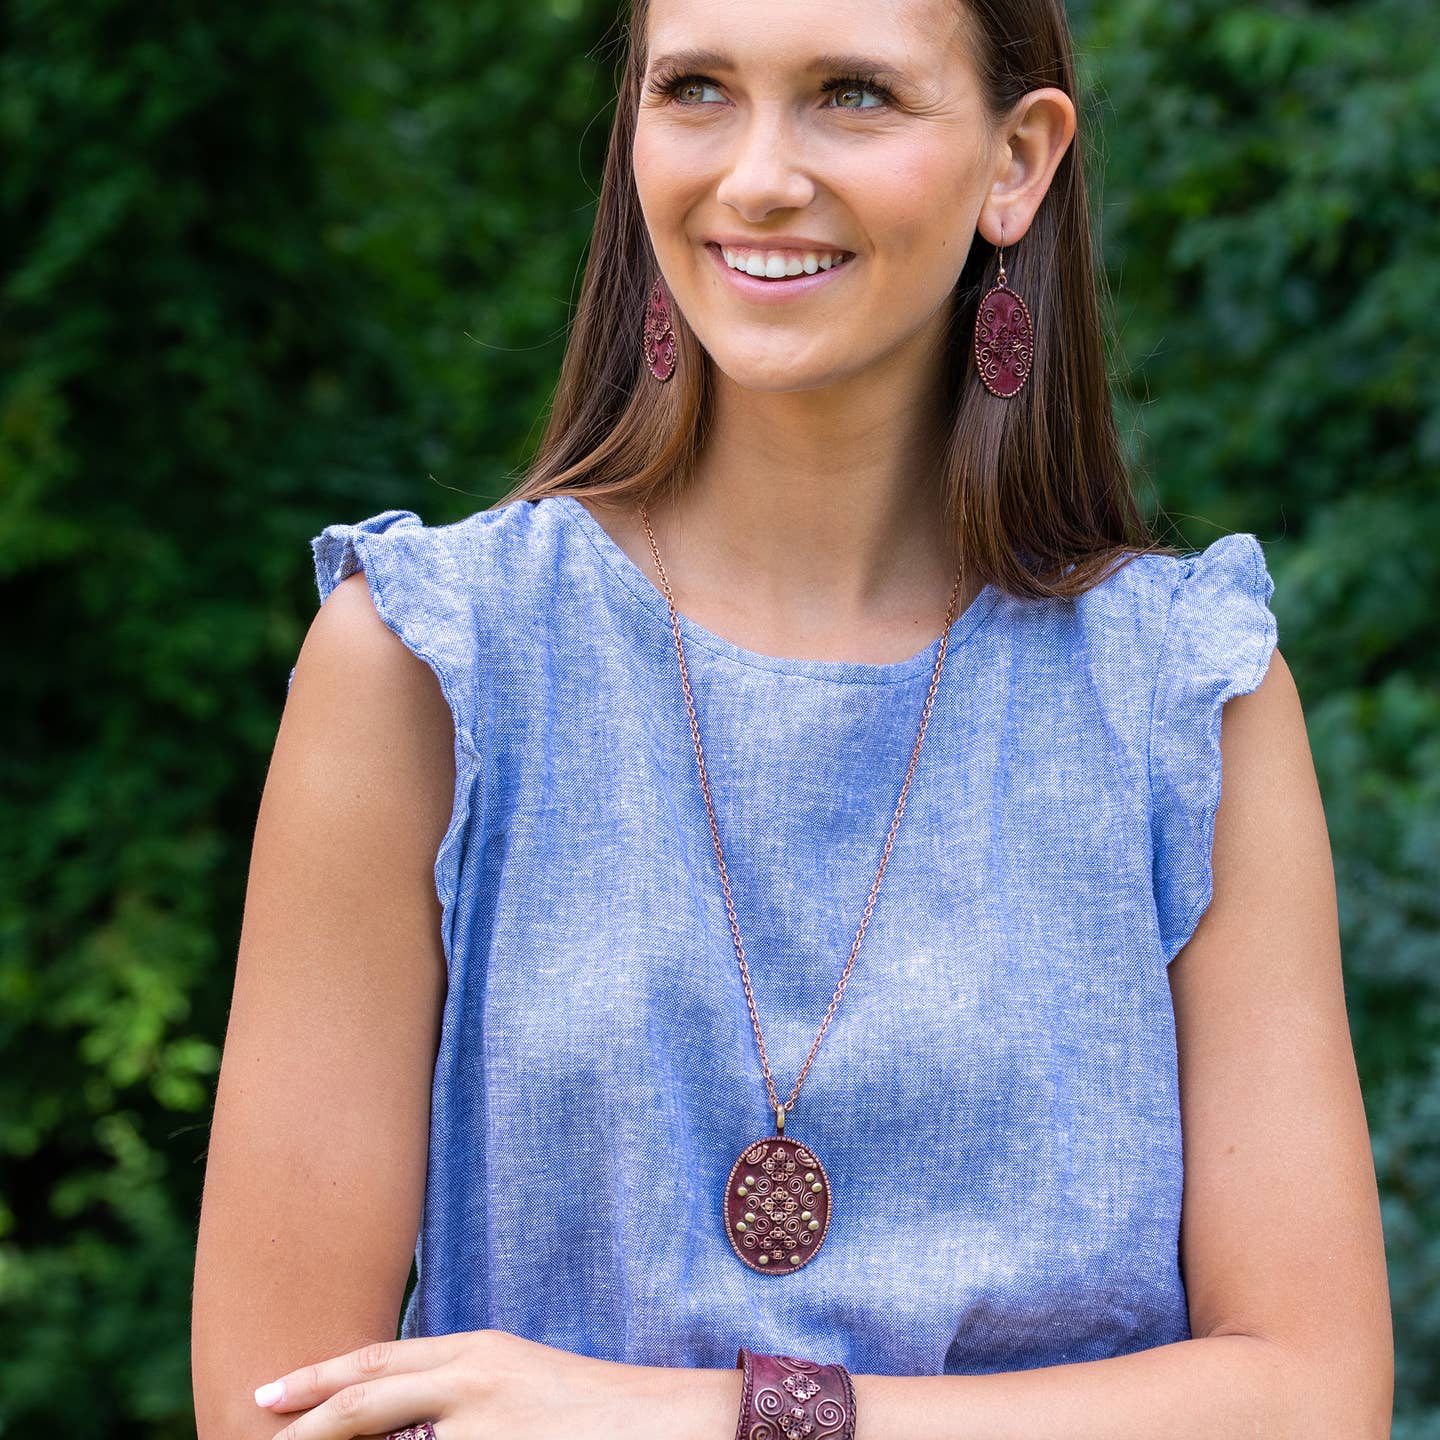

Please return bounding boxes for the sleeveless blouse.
[290,493,1279,1376]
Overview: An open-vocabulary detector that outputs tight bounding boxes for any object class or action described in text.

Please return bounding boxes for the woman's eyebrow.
[646,46,914,86]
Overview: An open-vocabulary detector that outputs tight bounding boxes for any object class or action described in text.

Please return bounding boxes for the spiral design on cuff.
[734,1348,855,1440]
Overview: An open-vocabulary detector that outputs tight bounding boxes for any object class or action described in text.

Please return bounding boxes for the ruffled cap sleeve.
[285,510,476,756]
[1149,533,1279,965]
[310,509,423,603]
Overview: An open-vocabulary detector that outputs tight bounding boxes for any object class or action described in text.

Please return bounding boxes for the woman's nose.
[713,110,817,221]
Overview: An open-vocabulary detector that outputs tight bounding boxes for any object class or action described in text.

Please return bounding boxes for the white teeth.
[719,245,850,279]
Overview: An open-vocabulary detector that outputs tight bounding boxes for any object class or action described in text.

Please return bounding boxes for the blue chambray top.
[289,493,1278,1375]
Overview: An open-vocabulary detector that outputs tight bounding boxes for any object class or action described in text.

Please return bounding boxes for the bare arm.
[836,648,1392,1437]
[192,570,456,1440]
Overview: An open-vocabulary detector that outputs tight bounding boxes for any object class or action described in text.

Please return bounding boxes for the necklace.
[638,503,965,1274]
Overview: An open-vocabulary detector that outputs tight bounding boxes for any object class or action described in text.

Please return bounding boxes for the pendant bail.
[775,1103,785,1134]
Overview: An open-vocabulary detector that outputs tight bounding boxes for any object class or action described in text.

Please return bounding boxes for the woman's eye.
[660,76,723,105]
[824,80,889,110]
[823,80,887,110]
[652,73,892,111]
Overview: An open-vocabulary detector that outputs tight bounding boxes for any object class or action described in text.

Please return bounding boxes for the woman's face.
[632,0,1006,396]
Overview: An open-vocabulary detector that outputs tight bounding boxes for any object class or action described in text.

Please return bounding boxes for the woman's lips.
[704,242,856,302]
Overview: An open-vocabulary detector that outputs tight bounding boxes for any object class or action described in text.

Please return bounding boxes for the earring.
[643,274,677,383]
[972,221,1034,398]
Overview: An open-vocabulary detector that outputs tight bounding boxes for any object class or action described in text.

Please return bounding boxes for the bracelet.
[734,1347,856,1440]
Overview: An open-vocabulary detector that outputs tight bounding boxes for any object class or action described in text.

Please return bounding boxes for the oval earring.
[972,221,1034,398]
[643,274,677,383]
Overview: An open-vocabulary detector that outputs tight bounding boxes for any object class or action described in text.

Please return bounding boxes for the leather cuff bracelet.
[734,1348,856,1440]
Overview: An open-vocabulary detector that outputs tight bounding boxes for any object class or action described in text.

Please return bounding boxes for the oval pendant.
[643,276,677,382]
[723,1135,833,1274]
[972,282,1034,398]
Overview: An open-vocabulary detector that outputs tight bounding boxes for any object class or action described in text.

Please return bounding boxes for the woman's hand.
[252,1327,742,1440]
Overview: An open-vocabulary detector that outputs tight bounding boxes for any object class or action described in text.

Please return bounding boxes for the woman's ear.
[976,87,1077,247]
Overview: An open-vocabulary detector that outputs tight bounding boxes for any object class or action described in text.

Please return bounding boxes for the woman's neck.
[579,366,982,666]
[666,365,963,604]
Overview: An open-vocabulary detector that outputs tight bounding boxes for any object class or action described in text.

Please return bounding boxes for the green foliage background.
[2,0,1434,1433]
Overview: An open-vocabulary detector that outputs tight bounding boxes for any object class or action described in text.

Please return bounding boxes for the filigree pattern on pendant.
[723,1139,832,1274]
[973,284,1034,397]
[643,277,677,381]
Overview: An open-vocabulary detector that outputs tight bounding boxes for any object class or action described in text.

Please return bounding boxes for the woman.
[192,0,1394,1436]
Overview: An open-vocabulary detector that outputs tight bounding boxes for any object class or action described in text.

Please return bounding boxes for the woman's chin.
[703,346,859,397]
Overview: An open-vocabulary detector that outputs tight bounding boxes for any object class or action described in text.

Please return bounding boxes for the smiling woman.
[515,0,1130,606]
[629,18,1053,401]
[192,1,1393,1438]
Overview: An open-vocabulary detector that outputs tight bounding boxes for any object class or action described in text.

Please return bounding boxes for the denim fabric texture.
[289,493,1279,1375]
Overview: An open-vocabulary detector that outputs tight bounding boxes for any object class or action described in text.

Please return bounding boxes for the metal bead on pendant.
[723,1136,833,1274]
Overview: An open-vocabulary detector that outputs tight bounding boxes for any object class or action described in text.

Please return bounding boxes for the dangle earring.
[972,221,1034,398]
[643,274,678,383]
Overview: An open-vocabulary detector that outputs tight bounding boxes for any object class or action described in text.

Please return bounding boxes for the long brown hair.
[494,0,1184,599]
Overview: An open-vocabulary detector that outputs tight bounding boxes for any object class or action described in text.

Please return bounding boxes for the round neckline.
[551,493,1002,686]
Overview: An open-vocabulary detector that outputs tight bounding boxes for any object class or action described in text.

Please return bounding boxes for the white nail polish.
[254,1380,285,1407]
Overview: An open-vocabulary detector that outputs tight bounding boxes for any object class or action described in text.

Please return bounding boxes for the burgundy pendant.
[723,1135,833,1274]
[972,282,1034,398]
[643,276,677,382]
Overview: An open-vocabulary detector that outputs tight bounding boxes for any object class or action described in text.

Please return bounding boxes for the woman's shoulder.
[308,496,557,589]
[994,533,1279,806]
[1087,531,1271,610]
[290,499,545,729]
[1052,531,1276,666]
[304,495,596,629]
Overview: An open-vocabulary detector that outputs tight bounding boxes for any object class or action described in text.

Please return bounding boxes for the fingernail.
[254,1380,286,1407]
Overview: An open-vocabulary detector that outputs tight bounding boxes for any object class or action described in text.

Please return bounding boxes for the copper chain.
[638,503,965,1133]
